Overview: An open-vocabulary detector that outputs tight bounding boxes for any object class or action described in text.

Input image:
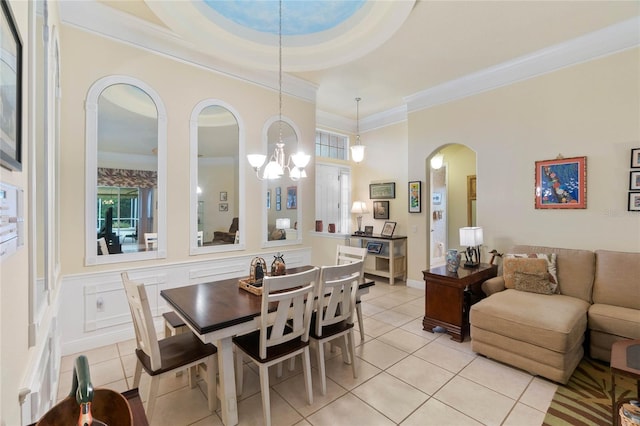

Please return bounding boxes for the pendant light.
[246,0,310,180]
[350,97,365,163]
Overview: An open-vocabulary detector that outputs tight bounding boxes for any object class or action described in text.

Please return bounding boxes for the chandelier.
[350,97,365,163]
[246,0,310,181]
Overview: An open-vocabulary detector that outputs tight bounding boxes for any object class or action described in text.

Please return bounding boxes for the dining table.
[160,265,375,426]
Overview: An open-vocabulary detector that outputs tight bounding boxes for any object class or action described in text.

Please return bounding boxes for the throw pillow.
[513,271,555,295]
[504,253,559,293]
[503,257,548,289]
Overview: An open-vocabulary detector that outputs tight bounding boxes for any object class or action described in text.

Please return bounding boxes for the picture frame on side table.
[0,0,23,171]
[534,156,587,209]
[631,148,640,168]
[366,242,383,254]
[629,192,640,212]
[364,225,373,236]
[630,171,640,191]
[373,201,389,219]
[409,181,421,213]
[381,221,396,237]
[369,182,395,199]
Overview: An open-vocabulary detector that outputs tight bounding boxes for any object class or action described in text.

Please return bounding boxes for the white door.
[430,165,447,267]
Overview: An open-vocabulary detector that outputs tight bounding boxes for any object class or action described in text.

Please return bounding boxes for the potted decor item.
[446,249,462,273]
[271,253,286,276]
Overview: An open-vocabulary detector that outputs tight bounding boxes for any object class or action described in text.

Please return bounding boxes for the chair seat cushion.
[588,303,640,339]
[470,289,589,353]
[136,332,217,376]
[309,316,353,340]
[233,328,308,363]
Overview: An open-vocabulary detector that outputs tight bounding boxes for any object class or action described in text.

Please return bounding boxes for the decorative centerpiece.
[271,253,286,276]
[446,249,462,273]
[239,257,267,295]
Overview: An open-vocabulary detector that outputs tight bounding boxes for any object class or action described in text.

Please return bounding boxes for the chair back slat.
[259,267,320,359]
[121,272,162,371]
[316,261,364,335]
[336,245,367,265]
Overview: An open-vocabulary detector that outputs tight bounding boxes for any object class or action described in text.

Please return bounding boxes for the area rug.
[543,357,637,426]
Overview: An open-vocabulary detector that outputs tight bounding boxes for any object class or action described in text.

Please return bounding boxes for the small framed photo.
[535,156,587,209]
[432,192,441,205]
[409,181,421,213]
[628,192,640,212]
[220,191,227,201]
[287,186,297,209]
[267,190,271,209]
[631,148,640,168]
[366,241,383,254]
[364,225,373,236]
[369,182,395,199]
[373,201,389,219]
[219,203,228,212]
[381,221,396,237]
[630,171,640,190]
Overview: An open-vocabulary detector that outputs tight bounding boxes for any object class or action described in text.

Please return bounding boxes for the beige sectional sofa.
[469,245,640,384]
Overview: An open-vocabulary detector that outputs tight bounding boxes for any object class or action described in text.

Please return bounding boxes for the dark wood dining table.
[160,265,374,426]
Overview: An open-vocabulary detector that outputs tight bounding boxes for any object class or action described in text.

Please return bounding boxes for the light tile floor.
[58,278,558,426]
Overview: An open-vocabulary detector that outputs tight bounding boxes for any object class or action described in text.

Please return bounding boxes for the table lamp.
[459,226,483,268]
[351,201,369,235]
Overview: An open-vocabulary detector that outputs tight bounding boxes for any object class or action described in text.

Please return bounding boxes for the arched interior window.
[190,100,244,254]
[85,76,167,265]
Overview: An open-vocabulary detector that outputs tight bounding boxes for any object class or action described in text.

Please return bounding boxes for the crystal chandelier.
[246,0,310,181]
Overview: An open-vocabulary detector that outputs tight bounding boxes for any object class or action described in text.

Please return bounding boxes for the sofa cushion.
[592,250,640,310]
[511,245,595,302]
[470,289,589,353]
[514,271,555,295]
[588,304,640,339]
[503,258,548,289]
[505,252,558,291]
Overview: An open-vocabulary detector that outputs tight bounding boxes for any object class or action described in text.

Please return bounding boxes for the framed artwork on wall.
[287,186,297,209]
[369,182,395,199]
[0,0,23,171]
[409,181,421,213]
[630,171,640,191]
[534,156,587,209]
[631,148,640,168]
[373,201,389,219]
[628,192,640,212]
[220,191,227,201]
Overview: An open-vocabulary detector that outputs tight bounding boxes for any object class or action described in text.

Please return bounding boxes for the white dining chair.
[312,260,364,395]
[233,267,320,426]
[121,272,218,421]
[336,244,368,340]
[144,232,157,250]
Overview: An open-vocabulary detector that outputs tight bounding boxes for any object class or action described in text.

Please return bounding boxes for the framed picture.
[432,192,441,205]
[276,195,281,211]
[267,190,271,209]
[366,241,383,254]
[631,148,640,168]
[369,182,395,199]
[286,186,297,209]
[373,201,389,219]
[409,181,421,213]
[0,0,23,171]
[219,203,228,212]
[535,156,587,209]
[630,171,640,191]
[381,221,396,237]
[628,192,640,212]
[275,186,281,195]
[220,191,227,201]
[364,225,373,236]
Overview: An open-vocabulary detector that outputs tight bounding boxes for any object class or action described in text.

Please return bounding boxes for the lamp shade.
[351,145,365,163]
[276,218,290,230]
[350,201,369,214]
[247,154,266,168]
[459,227,483,246]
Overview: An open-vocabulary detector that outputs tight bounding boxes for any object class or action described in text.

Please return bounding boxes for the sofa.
[469,245,640,384]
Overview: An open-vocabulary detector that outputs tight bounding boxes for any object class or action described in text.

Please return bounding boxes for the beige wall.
[408,47,640,284]
[58,25,316,275]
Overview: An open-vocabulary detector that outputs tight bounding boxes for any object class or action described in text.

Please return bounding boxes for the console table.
[350,234,407,285]
[422,263,497,342]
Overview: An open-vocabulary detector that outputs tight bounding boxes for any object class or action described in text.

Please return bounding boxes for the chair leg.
[276,362,283,378]
[206,356,217,412]
[348,331,358,379]
[133,360,142,388]
[302,348,313,405]
[259,365,271,426]
[146,376,160,420]
[356,302,365,341]
[317,341,327,396]
[189,366,198,388]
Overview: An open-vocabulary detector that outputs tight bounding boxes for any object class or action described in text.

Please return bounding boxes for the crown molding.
[58,0,317,103]
[405,17,640,114]
[317,104,407,134]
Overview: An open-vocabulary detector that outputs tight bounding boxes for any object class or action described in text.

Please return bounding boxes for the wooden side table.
[611,339,640,425]
[422,263,497,342]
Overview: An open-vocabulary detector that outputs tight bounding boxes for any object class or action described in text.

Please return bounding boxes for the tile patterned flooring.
[58,278,558,426]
